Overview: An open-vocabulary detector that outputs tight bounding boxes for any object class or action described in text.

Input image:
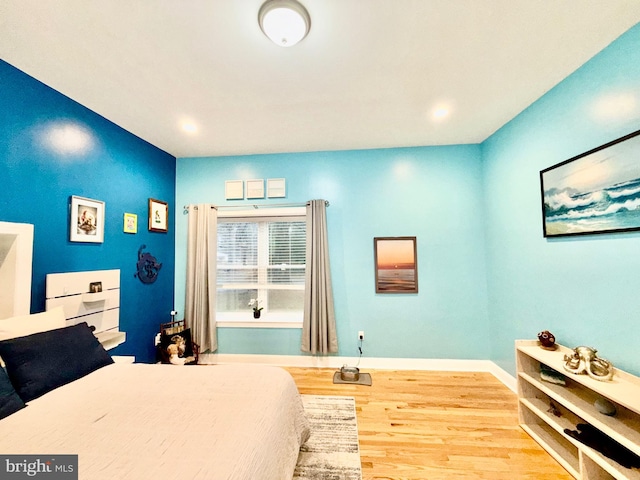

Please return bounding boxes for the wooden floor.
[285,367,572,480]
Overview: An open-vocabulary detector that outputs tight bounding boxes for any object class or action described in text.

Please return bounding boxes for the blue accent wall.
[0,60,176,363]
[483,23,640,376]
[176,146,490,360]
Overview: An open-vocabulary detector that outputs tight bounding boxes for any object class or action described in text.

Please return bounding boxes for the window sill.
[216,312,302,328]
[216,321,302,329]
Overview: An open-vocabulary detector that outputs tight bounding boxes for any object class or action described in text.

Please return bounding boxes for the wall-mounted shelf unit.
[516,340,640,480]
[46,269,125,350]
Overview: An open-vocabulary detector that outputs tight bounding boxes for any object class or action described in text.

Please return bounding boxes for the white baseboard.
[486,362,517,393]
[199,353,517,391]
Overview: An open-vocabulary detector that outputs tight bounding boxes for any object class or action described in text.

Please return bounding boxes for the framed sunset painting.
[374,237,418,293]
[540,129,640,237]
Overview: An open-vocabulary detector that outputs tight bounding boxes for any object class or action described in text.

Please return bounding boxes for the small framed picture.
[267,178,286,198]
[70,196,105,243]
[225,180,244,200]
[374,236,418,294]
[149,198,168,232]
[89,281,102,293]
[123,213,137,234]
[246,179,265,199]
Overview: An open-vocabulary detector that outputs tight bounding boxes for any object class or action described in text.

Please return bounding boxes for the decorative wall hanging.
[70,195,105,243]
[267,178,286,198]
[540,129,640,237]
[246,179,265,199]
[148,198,168,232]
[225,180,244,200]
[123,213,137,233]
[373,236,418,293]
[134,245,162,284]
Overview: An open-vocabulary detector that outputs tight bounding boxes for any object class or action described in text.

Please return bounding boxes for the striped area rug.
[294,395,362,480]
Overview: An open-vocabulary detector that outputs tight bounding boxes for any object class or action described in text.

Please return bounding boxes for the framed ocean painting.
[540,129,640,237]
[374,237,418,293]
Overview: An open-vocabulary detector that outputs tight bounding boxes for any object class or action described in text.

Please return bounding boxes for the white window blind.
[216,212,306,324]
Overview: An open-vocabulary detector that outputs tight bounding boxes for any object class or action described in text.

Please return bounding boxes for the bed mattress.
[0,363,310,480]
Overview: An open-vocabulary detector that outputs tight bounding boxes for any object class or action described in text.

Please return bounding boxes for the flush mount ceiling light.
[258,0,311,47]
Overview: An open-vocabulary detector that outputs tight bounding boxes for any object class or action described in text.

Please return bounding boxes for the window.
[216,208,306,326]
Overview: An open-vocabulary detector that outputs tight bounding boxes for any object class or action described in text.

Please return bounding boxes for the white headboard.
[0,221,34,320]
[45,269,125,349]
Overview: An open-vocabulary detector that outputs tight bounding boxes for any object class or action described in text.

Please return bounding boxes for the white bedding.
[0,363,310,480]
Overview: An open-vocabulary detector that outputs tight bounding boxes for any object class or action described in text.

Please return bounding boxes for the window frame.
[215,207,306,329]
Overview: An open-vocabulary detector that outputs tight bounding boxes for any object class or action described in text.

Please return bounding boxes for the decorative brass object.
[563,346,613,381]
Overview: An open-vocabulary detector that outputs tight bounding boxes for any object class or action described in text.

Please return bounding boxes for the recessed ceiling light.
[259,0,311,47]
[433,107,449,119]
[182,122,197,134]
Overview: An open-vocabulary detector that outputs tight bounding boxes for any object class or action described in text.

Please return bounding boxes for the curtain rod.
[183,200,329,214]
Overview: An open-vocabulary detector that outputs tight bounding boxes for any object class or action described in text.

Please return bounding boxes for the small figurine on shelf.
[537,330,557,350]
[563,346,614,381]
[547,401,562,417]
[594,397,617,416]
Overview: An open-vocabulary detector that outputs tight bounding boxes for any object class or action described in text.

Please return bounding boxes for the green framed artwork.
[124,213,137,234]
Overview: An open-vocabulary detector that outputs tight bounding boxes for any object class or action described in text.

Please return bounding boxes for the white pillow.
[0,306,67,341]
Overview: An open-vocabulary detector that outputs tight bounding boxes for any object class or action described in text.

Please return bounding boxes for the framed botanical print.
[149,198,168,232]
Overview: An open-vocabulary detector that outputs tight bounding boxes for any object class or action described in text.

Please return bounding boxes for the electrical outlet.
[358,331,364,340]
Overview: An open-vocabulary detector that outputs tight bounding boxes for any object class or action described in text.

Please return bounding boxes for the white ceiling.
[2,1,640,158]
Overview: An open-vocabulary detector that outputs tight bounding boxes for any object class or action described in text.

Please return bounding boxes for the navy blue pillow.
[0,322,114,402]
[0,367,25,419]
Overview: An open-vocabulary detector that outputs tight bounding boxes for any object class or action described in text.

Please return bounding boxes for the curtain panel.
[301,199,338,354]
[185,204,218,352]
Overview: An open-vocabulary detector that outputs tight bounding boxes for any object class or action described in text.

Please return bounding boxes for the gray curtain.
[301,199,338,354]
[185,204,218,352]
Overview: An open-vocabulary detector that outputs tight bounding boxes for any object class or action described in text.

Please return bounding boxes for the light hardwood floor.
[285,367,572,480]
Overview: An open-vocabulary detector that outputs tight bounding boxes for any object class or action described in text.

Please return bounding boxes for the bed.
[0,318,310,480]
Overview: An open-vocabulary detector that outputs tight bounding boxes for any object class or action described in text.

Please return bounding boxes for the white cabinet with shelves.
[516,340,640,480]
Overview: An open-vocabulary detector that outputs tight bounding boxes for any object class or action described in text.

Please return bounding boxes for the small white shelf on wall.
[95,330,127,350]
[46,269,125,350]
[81,291,110,303]
[516,340,640,480]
